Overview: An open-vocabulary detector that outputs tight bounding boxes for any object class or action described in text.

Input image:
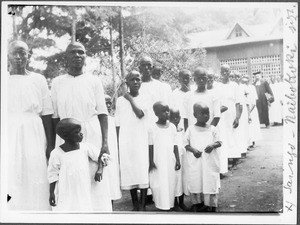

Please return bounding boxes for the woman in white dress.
[7,41,53,210]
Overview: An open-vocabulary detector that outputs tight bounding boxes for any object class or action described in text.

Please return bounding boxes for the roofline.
[196,36,283,49]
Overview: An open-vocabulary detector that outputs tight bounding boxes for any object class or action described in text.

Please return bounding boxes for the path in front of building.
[112,126,283,213]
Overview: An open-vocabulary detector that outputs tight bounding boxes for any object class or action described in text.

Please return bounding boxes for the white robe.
[182,90,221,127]
[51,73,112,211]
[184,125,221,194]
[248,84,262,143]
[218,81,241,163]
[115,95,149,190]
[7,72,52,211]
[140,79,171,125]
[47,144,99,211]
[107,116,122,200]
[149,123,177,210]
[233,84,249,155]
[174,129,184,197]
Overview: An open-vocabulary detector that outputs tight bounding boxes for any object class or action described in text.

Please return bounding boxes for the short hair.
[139,56,153,66]
[56,118,81,139]
[125,70,141,81]
[153,101,168,114]
[179,69,191,78]
[66,42,86,53]
[193,67,208,77]
[193,101,209,114]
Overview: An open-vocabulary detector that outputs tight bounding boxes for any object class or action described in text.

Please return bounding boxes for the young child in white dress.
[149,101,181,210]
[115,71,150,211]
[105,95,122,203]
[184,102,222,212]
[48,118,109,211]
[169,108,189,211]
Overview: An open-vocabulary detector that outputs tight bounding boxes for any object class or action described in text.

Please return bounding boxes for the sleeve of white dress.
[233,83,242,104]
[212,126,221,144]
[115,97,121,127]
[181,92,189,119]
[212,92,221,118]
[39,74,54,116]
[94,76,108,115]
[183,127,190,147]
[51,78,59,119]
[48,150,60,183]
[86,143,101,162]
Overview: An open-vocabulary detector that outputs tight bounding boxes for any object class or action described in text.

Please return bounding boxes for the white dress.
[218,82,241,161]
[107,116,122,200]
[174,129,184,197]
[248,84,262,144]
[149,123,177,210]
[140,79,171,125]
[51,73,112,211]
[184,125,221,195]
[7,72,53,211]
[233,84,249,155]
[47,144,100,211]
[115,95,149,190]
[182,90,221,127]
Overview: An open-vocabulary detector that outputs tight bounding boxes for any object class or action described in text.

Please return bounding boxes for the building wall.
[205,39,283,80]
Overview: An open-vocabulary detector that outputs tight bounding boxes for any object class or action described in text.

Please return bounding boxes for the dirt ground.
[112,125,283,213]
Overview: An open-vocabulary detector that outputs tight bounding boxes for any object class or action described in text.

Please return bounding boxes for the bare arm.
[221,105,228,113]
[210,117,220,127]
[173,145,181,170]
[185,145,202,158]
[184,118,188,132]
[98,114,109,155]
[149,145,156,171]
[49,182,56,206]
[41,115,54,160]
[123,93,144,118]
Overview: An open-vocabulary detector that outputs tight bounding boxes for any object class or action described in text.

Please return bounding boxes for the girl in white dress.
[149,102,181,210]
[184,102,222,212]
[115,71,150,211]
[169,108,189,211]
[48,118,108,211]
[7,41,53,211]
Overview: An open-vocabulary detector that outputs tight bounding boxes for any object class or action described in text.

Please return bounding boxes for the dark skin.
[184,68,220,131]
[185,103,221,159]
[49,121,103,207]
[52,43,109,156]
[139,57,153,83]
[220,64,241,128]
[149,103,181,172]
[116,72,147,211]
[178,70,191,93]
[8,41,54,159]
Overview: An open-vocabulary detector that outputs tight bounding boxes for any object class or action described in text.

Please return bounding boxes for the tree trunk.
[71,8,76,43]
[110,17,116,103]
[119,7,125,79]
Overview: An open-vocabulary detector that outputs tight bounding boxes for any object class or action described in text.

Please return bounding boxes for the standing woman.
[7,41,53,210]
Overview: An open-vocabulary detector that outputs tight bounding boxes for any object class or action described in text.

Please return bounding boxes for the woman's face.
[8,44,29,71]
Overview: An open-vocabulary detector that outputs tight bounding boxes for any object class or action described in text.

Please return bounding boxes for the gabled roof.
[224,22,252,39]
[185,18,283,49]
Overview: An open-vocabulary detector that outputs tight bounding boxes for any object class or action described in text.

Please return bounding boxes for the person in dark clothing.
[252,71,274,128]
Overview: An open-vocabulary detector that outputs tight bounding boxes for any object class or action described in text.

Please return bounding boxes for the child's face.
[126,74,141,93]
[179,73,190,87]
[170,110,181,126]
[67,126,83,143]
[235,74,241,83]
[156,104,170,121]
[194,73,207,88]
[229,73,235,82]
[194,106,210,124]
